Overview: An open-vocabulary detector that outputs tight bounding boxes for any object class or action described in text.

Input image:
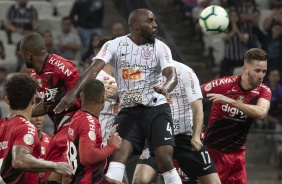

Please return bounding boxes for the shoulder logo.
[204,83,212,92]
[88,131,96,141]
[23,134,34,145]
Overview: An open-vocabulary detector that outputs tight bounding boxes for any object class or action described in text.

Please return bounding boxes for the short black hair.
[20,32,46,55]
[82,78,105,103]
[128,8,150,26]
[5,74,36,110]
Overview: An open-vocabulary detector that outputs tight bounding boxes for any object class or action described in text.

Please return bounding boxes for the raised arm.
[12,145,72,175]
[54,59,106,114]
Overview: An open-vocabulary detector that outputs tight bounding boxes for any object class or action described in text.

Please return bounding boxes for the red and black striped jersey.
[30,54,81,132]
[201,75,271,153]
[0,116,41,184]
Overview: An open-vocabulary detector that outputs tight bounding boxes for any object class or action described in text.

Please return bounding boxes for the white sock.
[162,168,182,184]
[105,162,125,182]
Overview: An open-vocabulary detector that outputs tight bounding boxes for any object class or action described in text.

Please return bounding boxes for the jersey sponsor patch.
[123,91,142,104]
[122,68,142,80]
[88,131,96,141]
[23,134,34,145]
[204,83,212,92]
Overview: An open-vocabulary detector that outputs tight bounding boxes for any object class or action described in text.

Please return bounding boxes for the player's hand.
[105,176,124,184]
[153,86,168,96]
[105,81,118,100]
[54,162,73,176]
[207,93,234,104]
[108,132,122,149]
[53,92,76,114]
[191,136,203,151]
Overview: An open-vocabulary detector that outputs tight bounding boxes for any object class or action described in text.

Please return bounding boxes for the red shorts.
[43,125,69,181]
[207,148,247,184]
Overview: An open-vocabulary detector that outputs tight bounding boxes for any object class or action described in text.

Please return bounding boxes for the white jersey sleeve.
[92,40,116,64]
[178,62,203,103]
[156,42,175,70]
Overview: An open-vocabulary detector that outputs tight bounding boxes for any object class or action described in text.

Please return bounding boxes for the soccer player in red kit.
[20,32,80,183]
[67,78,122,184]
[201,48,271,184]
[30,116,51,160]
[30,115,51,183]
[0,74,72,184]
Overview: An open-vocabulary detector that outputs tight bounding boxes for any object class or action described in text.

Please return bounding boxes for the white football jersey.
[93,35,175,108]
[165,62,203,135]
[96,70,119,146]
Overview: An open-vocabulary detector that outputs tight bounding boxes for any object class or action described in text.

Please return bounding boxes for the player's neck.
[38,131,42,140]
[34,53,49,73]
[7,109,32,122]
[241,75,254,90]
[128,34,147,46]
[81,105,101,118]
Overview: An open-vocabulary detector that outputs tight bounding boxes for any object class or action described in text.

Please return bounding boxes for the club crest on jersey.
[141,47,153,60]
[237,95,245,102]
[36,78,43,87]
[23,134,34,145]
[204,83,212,92]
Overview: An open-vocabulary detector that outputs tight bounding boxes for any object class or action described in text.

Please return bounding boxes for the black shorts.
[114,103,175,154]
[138,134,217,178]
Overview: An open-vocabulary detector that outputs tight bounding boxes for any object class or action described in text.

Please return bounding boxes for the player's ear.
[31,94,36,105]
[242,65,247,75]
[102,95,105,103]
[4,96,10,105]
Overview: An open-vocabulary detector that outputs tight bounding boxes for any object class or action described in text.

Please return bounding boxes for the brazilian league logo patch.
[88,131,96,141]
[204,83,212,92]
[23,134,34,145]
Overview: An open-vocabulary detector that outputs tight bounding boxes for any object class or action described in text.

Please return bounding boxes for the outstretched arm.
[12,145,72,175]
[54,59,106,114]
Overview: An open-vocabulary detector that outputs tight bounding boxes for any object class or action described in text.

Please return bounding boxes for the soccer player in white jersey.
[94,36,119,146]
[54,8,182,184]
[132,61,221,184]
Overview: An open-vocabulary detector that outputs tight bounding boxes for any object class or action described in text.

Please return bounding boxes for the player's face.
[246,60,267,88]
[138,11,158,43]
[30,116,45,132]
[20,44,34,68]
